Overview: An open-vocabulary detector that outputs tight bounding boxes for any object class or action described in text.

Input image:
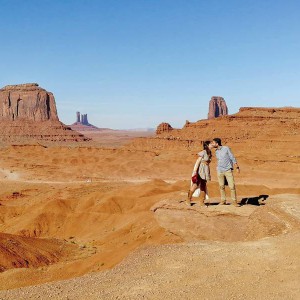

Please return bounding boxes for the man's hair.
[213,138,222,146]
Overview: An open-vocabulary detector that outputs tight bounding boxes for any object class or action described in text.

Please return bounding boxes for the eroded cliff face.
[208,96,228,119]
[0,83,89,144]
[127,107,300,153]
[0,83,58,122]
[156,122,173,135]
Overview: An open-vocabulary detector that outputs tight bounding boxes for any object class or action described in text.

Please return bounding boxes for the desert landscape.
[0,84,299,299]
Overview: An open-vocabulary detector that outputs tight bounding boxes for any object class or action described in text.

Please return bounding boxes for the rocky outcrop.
[74,112,89,125]
[0,83,58,121]
[238,107,300,118]
[151,198,288,242]
[81,114,88,125]
[208,96,228,119]
[0,232,76,272]
[156,122,173,135]
[76,111,80,123]
[0,84,90,143]
[127,107,300,152]
[72,112,90,126]
[70,111,99,131]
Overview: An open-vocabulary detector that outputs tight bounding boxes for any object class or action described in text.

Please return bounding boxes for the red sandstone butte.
[0,83,89,143]
[156,122,173,135]
[0,83,58,121]
[208,96,228,119]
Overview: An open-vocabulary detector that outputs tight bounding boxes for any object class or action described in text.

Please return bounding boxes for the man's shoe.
[218,201,226,205]
[232,201,241,207]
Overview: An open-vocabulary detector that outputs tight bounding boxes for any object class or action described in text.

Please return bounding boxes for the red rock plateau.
[0,105,299,299]
[128,107,300,188]
[0,84,89,144]
[208,96,228,119]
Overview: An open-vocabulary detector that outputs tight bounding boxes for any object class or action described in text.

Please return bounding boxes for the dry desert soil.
[0,127,299,299]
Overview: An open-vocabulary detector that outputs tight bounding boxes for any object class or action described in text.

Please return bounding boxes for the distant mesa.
[0,83,58,122]
[128,106,300,151]
[69,112,100,131]
[156,96,228,135]
[208,96,228,119]
[0,83,89,143]
[156,122,173,135]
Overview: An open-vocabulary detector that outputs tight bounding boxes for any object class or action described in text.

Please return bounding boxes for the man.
[210,138,240,207]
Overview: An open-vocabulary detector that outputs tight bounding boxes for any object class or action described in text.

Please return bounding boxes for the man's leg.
[217,172,226,204]
[224,170,239,206]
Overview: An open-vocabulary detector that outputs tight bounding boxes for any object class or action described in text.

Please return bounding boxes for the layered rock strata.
[0,83,58,121]
[0,84,89,143]
[127,107,300,152]
[156,122,173,135]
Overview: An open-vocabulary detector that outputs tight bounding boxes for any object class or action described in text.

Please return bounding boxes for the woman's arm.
[192,157,202,175]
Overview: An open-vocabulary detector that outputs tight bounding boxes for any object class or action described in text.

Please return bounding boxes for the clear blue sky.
[0,0,299,129]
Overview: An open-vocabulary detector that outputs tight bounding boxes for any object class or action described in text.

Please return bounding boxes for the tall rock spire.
[208,96,228,119]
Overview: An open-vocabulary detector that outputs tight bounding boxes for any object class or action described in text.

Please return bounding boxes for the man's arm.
[227,147,240,172]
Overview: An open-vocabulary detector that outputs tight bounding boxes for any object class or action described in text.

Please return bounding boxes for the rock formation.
[76,111,81,123]
[81,114,88,125]
[0,232,75,272]
[208,96,228,119]
[128,107,300,152]
[70,111,99,131]
[0,83,58,122]
[0,83,89,143]
[156,122,173,135]
[73,112,91,126]
[74,112,89,125]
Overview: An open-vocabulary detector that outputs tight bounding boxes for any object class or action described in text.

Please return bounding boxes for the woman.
[186,140,212,206]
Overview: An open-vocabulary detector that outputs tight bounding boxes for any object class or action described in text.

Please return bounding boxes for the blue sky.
[0,0,299,129]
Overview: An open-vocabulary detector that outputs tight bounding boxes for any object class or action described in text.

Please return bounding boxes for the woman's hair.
[203,140,211,156]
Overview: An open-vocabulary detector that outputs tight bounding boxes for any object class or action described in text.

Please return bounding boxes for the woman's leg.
[186,183,198,205]
[199,179,206,206]
[190,183,198,194]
